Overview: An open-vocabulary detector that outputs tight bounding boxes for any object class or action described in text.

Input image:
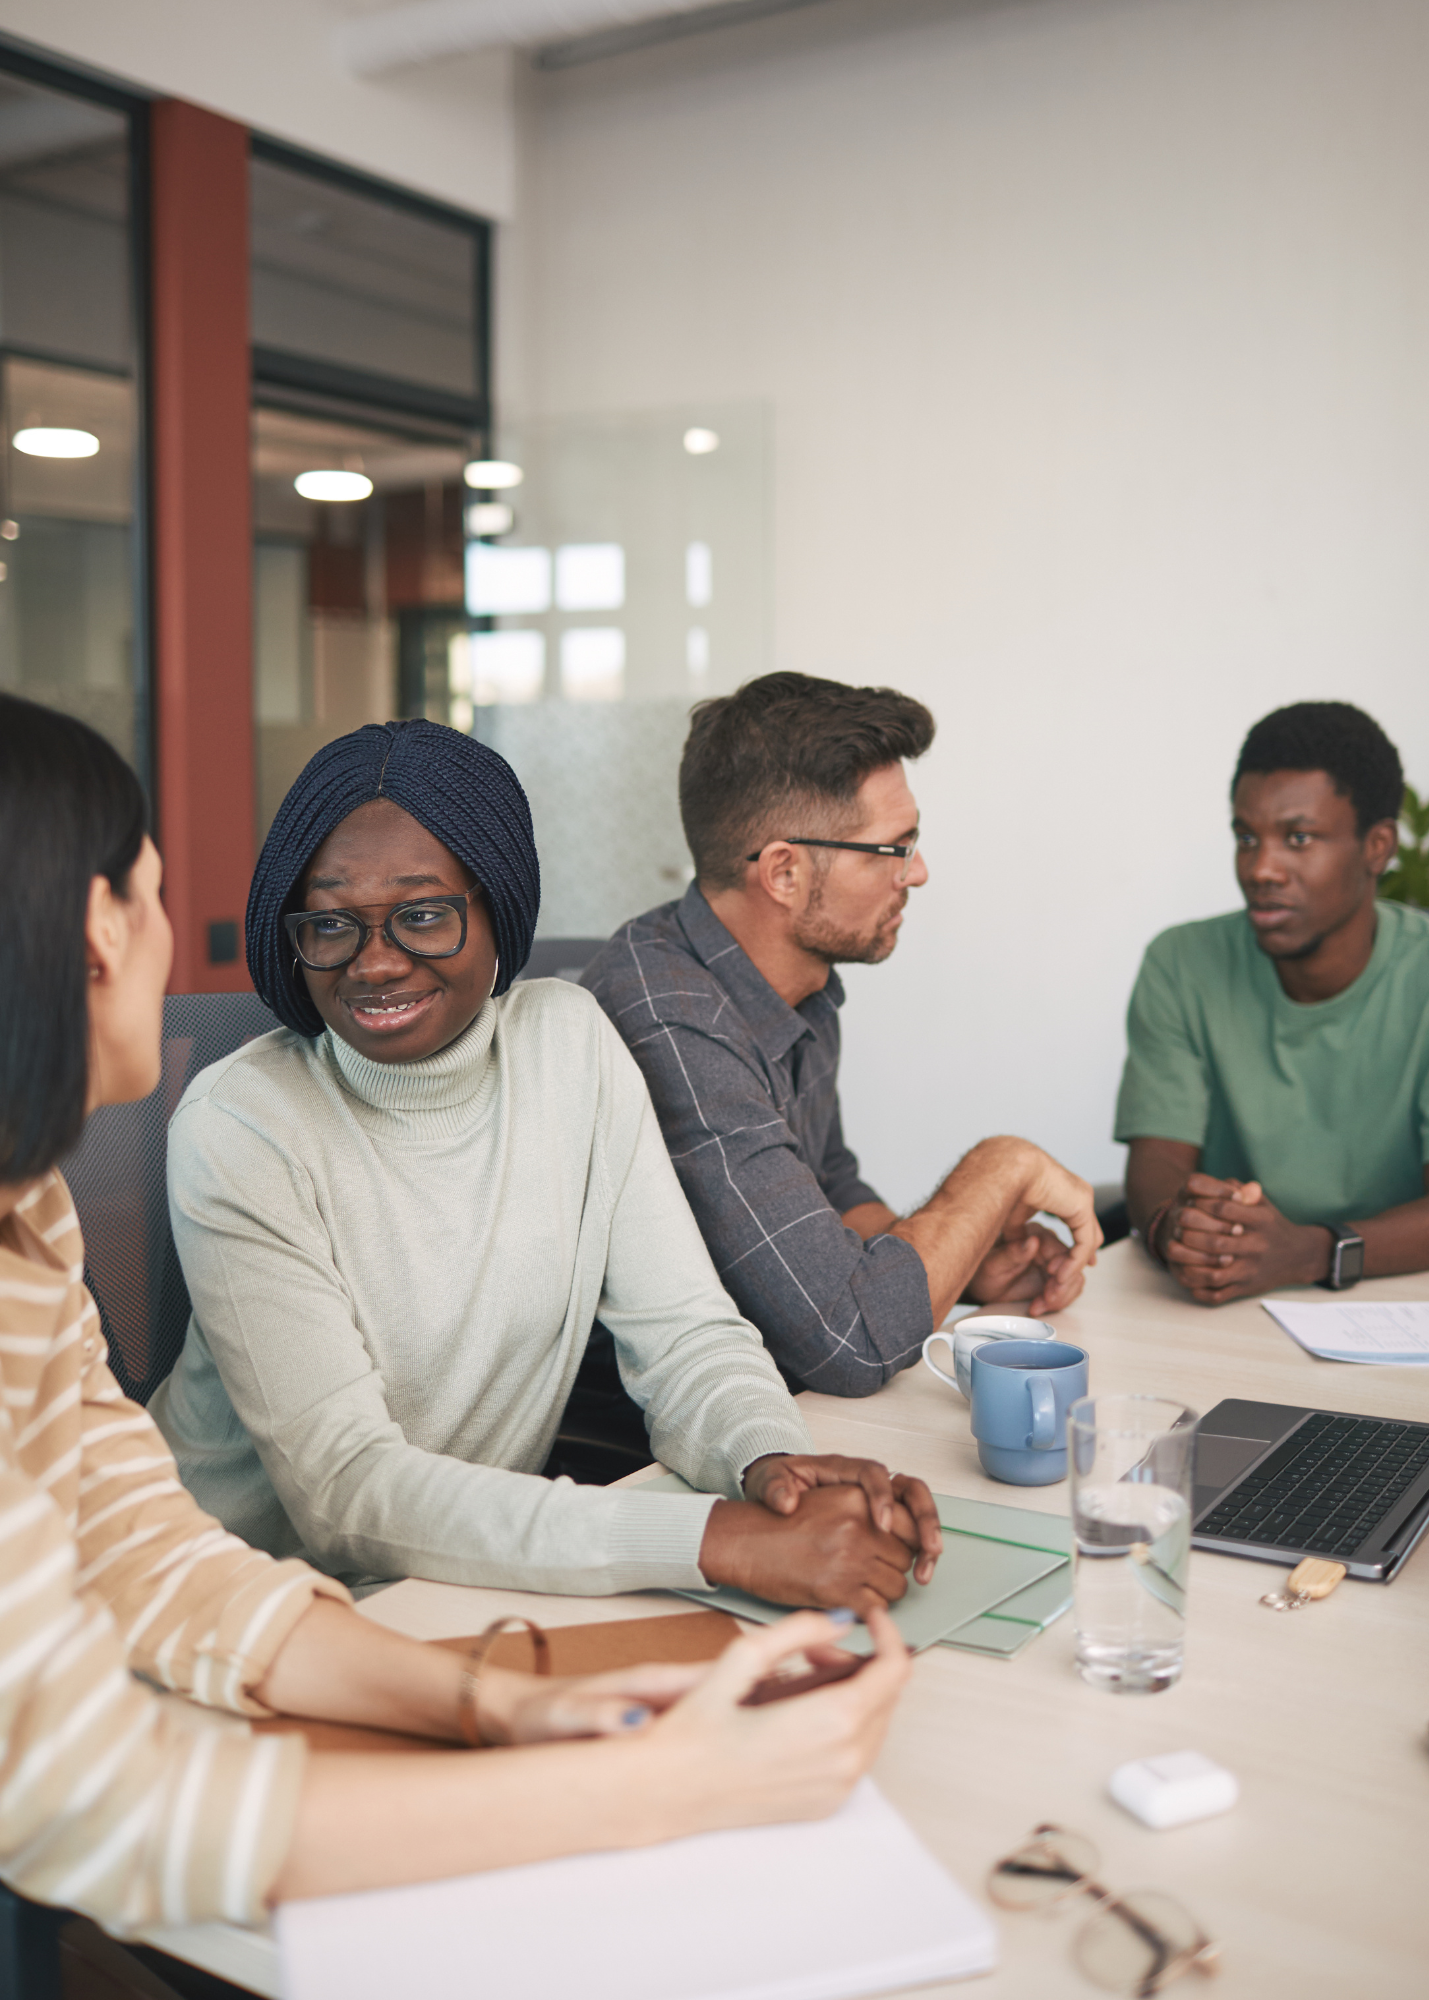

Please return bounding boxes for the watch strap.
[1319,1223,1365,1290]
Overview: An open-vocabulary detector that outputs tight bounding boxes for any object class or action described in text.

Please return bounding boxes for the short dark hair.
[680,672,936,890]
[1232,701,1404,835]
[0,695,147,1181]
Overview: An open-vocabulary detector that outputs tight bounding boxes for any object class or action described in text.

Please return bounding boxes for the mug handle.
[922,1332,959,1391]
[1027,1375,1057,1448]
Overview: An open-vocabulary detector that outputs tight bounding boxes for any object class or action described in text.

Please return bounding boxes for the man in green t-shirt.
[1115,700,1429,1304]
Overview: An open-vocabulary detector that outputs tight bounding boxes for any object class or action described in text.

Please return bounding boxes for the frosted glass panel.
[555,542,624,612]
[467,402,770,941]
[466,541,552,615]
[560,625,624,702]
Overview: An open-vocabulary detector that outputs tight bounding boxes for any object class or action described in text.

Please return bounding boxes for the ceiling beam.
[533,0,835,69]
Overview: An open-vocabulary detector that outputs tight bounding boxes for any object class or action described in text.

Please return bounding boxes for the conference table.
[145,1241,1429,1999]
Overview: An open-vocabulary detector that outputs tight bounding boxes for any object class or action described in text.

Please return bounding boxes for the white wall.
[504,0,1429,1204]
[0,0,515,216]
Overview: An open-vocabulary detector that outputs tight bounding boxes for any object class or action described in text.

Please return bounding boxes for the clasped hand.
[967,1204,1088,1316]
[697,1453,943,1618]
[1159,1174,1329,1305]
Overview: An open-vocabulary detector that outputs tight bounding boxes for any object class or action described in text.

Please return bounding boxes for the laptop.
[1192,1399,1429,1580]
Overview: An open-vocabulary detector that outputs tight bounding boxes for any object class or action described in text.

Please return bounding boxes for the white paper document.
[1262,1298,1429,1365]
[275,1779,997,2000]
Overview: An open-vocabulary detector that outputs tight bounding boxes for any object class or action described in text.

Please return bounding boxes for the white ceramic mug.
[921,1313,1059,1401]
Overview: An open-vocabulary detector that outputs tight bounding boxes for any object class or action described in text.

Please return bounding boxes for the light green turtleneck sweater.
[150,979,811,1595]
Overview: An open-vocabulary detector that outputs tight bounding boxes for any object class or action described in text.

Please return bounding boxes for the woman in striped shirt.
[0,694,908,1938]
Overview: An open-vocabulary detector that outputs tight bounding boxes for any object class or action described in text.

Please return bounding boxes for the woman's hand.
[475,1660,706,1744]
[269,1608,912,1904]
[635,1606,911,1836]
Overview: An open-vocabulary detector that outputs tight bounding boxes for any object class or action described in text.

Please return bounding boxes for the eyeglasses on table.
[988,1824,1220,1997]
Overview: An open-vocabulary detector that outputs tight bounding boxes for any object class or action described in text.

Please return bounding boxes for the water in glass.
[1070,1395,1198,1694]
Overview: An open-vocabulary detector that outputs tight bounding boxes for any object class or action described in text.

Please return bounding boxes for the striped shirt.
[0,1170,348,1934]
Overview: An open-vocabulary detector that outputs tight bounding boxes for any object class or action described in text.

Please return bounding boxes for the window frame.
[0,34,154,792]
[248,133,492,437]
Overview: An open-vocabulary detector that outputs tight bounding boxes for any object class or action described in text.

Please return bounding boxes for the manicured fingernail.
[829,1608,857,1627]
[622,1704,651,1727]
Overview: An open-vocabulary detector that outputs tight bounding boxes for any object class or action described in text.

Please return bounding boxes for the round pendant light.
[295,469,374,502]
[13,427,100,458]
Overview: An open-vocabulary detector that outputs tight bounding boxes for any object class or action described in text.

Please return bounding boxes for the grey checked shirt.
[583,885,933,1396]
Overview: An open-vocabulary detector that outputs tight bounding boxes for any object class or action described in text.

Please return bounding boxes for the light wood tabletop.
[145,1240,1429,1998]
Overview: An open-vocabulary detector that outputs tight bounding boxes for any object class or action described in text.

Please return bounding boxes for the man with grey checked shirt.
[584,672,1101,1396]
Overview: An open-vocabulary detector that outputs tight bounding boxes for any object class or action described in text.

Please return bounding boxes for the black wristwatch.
[1319,1224,1365,1290]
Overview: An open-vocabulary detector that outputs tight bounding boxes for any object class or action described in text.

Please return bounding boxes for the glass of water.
[1069,1395,1200,1694]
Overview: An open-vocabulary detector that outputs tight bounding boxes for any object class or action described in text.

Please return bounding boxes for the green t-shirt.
[1114,900,1429,1226]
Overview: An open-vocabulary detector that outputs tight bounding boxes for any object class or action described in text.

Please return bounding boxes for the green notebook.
[935,1497,1072,1658]
[636,1474,1063,1655]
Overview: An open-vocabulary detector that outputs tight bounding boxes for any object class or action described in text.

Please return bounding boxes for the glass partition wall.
[468,404,771,937]
[250,145,487,842]
[247,151,772,945]
[0,66,142,770]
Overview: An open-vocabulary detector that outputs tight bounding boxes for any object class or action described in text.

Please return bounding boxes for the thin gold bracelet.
[456,1615,551,1748]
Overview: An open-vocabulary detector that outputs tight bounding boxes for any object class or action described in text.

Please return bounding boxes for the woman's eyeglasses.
[988,1825,1220,1997]
[745,836,921,885]
[284,886,480,971]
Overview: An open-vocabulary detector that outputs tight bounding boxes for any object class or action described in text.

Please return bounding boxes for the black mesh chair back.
[516,939,607,984]
[58,992,280,1407]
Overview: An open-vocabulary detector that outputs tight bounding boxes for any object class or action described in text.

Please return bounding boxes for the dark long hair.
[0,695,147,1181]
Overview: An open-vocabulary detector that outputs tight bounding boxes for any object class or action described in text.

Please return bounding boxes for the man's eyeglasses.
[745,836,921,885]
[988,1825,1219,1997]
[284,887,480,971]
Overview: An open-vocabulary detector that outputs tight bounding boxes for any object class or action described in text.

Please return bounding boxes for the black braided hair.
[246,720,539,1036]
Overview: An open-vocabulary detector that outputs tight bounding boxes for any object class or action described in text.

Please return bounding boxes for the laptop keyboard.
[1196,1412,1429,1559]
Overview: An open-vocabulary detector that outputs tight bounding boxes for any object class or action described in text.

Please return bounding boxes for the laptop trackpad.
[1194,1433,1272,1517]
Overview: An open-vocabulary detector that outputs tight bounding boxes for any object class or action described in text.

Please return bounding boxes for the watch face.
[1336,1236,1365,1287]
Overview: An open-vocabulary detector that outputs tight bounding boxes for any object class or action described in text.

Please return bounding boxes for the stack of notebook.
[934,1496,1072,1657]
[641,1476,1072,1658]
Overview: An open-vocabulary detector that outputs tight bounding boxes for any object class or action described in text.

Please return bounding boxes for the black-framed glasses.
[988,1826,1219,1997]
[745,836,921,884]
[284,887,480,971]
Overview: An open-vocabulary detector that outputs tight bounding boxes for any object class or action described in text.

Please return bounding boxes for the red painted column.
[149,100,254,993]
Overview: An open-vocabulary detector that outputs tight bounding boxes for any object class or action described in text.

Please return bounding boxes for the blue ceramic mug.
[969,1339,1089,1486]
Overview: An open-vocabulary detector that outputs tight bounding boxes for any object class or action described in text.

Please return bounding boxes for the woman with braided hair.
[153,719,943,1611]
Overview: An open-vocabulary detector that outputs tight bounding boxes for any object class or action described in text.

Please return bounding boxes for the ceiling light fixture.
[13,427,99,458]
[683,427,719,455]
[295,469,373,502]
[464,459,523,490]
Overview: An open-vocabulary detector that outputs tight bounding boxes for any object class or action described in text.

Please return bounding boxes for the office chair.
[59,992,282,1408]
[515,937,608,983]
[517,938,654,1481]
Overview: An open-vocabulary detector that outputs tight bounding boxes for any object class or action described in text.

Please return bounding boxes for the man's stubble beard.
[791,881,905,968]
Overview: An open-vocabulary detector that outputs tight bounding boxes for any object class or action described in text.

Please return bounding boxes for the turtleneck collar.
[326,999,499,1136]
